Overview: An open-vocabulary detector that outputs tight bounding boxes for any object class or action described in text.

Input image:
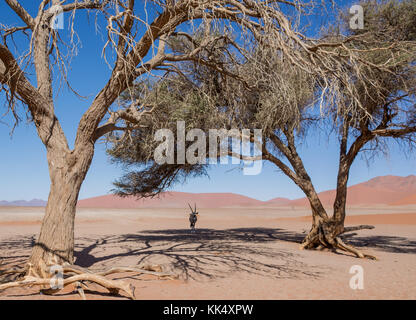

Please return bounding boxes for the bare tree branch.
[4,0,35,28]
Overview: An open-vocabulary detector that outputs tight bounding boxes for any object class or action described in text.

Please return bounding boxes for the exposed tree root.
[335,237,377,260]
[75,281,87,300]
[300,224,377,260]
[0,263,176,300]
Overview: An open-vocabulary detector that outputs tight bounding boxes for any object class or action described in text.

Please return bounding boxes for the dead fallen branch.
[0,264,176,300]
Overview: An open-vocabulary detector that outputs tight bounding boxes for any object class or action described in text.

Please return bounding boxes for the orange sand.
[1,207,415,300]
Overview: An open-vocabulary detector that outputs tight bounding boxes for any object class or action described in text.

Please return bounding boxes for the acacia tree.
[301,0,416,256]
[109,0,416,260]
[0,0,373,297]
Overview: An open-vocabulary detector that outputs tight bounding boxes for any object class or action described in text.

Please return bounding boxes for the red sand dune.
[263,197,292,207]
[77,175,416,209]
[286,175,416,207]
[77,192,264,209]
[391,193,416,206]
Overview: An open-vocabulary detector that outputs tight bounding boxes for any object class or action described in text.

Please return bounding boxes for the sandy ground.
[0,206,415,300]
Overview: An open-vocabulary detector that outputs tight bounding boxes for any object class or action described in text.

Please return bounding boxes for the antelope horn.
[194,203,197,212]
[188,203,194,212]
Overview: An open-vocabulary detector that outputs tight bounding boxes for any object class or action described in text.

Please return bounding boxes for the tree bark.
[27,145,94,276]
[301,169,348,250]
[332,163,349,227]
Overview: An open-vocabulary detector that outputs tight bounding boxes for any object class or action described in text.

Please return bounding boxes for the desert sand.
[0,205,415,300]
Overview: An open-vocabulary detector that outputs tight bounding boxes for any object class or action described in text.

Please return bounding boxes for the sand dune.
[77,191,264,209]
[391,193,416,206]
[288,175,416,207]
[3,175,414,210]
[290,185,408,207]
[262,197,292,206]
[76,175,416,209]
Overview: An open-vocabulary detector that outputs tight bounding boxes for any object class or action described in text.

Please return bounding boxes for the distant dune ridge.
[0,199,47,207]
[2,175,416,208]
[77,192,264,209]
[76,175,416,209]
[288,175,416,207]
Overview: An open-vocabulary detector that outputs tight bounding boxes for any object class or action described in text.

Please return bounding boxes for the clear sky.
[0,0,415,202]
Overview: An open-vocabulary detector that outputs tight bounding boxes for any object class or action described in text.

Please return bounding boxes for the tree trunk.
[27,146,94,277]
[332,154,350,227]
[301,211,345,251]
[300,169,375,259]
[301,204,339,250]
[296,180,344,250]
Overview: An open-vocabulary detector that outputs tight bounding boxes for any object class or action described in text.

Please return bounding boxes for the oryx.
[188,203,199,232]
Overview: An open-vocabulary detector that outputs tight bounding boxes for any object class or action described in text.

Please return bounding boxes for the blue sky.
[0,1,415,202]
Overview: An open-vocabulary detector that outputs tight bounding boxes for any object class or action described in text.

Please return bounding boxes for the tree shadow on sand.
[2,227,416,283]
[0,235,36,282]
[73,228,319,281]
[72,227,416,280]
[341,233,416,254]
